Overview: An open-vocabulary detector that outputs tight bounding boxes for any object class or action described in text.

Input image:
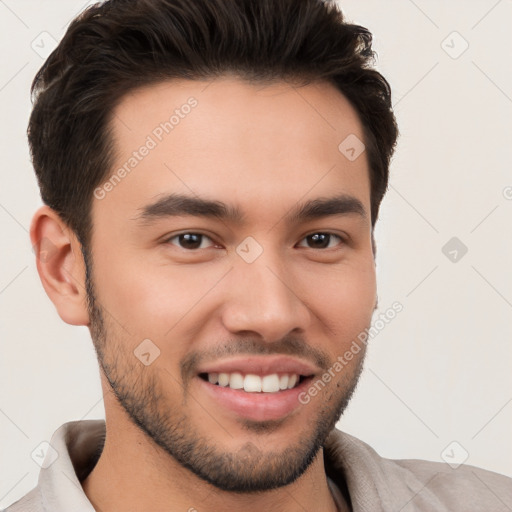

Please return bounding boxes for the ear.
[30,206,90,326]
[371,231,377,261]
[370,231,378,311]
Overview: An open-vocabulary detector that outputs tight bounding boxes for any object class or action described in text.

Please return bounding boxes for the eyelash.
[165,232,346,251]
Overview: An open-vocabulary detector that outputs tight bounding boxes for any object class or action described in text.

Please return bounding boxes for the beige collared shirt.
[4,420,512,511]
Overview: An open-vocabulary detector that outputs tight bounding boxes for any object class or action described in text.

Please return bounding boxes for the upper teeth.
[207,372,299,393]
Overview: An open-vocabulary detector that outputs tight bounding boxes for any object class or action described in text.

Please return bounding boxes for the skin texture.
[31,77,377,512]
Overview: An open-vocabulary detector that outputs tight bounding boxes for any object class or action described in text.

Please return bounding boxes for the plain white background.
[1,0,511,507]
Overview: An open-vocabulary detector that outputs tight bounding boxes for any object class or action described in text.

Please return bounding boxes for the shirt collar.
[37,419,406,512]
[38,420,104,512]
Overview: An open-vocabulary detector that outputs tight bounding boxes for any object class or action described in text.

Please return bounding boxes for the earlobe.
[30,206,90,326]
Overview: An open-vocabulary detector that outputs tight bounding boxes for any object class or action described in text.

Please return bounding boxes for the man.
[5,0,511,510]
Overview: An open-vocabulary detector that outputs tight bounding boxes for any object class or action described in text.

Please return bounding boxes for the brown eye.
[297,233,343,249]
[167,233,214,250]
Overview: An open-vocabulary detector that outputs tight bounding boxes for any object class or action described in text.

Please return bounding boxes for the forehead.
[98,77,370,225]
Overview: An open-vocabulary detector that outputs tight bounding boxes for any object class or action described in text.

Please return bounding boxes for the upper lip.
[196,355,320,377]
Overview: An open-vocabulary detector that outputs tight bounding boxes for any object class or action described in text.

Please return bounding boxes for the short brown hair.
[28,0,398,247]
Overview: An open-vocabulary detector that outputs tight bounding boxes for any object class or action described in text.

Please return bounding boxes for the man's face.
[86,78,376,491]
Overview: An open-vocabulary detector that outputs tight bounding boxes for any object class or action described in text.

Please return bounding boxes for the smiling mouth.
[198,372,309,393]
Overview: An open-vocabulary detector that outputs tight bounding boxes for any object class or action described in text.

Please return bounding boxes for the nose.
[221,254,312,342]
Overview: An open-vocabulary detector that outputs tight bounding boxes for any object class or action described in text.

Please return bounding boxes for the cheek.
[92,251,226,341]
[310,261,376,349]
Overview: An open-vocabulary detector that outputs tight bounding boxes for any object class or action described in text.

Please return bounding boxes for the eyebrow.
[134,192,367,225]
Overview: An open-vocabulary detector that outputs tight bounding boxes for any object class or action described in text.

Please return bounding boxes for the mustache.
[180,337,331,383]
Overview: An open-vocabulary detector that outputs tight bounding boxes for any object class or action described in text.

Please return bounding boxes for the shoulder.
[3,487,43,512]
[395,457,512,510]
[325,429,512,511]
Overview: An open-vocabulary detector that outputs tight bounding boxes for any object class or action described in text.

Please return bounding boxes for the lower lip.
[197,377,313,422]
